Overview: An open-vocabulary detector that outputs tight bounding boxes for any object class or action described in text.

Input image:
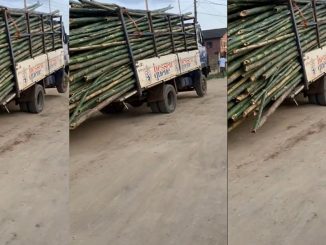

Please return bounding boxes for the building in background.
[202,28,227,72]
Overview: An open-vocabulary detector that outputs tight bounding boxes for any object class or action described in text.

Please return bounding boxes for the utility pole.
[194,0,198,23]
[24,0,27,10]
[145,0,149,11]
[177,0,181,15]
[49,0,52,13]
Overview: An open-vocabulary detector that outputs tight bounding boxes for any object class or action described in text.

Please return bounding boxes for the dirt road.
[0,89,69,245]
[70,78,227,245]
[228,99,326,245]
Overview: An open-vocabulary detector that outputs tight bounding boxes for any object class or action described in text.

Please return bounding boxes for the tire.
[19,102,29,112]
[316,77,326,106]
[55,69,67,93]
[27,84,45,113]
[100,102,125,114]
[317,93,326,105]
[157,84,177,113]
[149,102,160,113]
[194,73,207,97]
[308,94,318,104]
[129,100,143,108]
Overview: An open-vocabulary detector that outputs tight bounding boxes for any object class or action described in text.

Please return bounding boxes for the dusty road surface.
[70,78,227,245]
[228,99,326,245]
[0,89,69,245]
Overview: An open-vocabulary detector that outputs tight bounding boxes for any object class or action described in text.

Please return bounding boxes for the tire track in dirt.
[0,131,35,154]
[264,119,326,161]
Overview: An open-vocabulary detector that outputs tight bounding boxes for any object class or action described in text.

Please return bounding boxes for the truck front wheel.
[158,84,177,113]
[55,69,67,93]
[27,84,45,113]
[194,73,207,97]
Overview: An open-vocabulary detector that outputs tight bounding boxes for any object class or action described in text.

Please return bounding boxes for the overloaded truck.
[69,0,210,129]
[0,4,68,113]
[228,0,326,132]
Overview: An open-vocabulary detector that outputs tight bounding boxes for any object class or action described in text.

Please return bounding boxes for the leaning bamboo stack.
[0,4,63,103]
[228,0,326,132]
[69,0,197,129]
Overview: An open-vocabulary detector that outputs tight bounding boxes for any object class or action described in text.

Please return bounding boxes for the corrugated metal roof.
[202,28,227,39]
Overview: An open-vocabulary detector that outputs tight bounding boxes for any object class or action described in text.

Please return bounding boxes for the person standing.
[218,56,227,77]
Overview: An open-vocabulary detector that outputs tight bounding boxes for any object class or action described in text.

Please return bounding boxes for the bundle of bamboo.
[228,0,326,132]
[69,0,197,129]
[0,4,62,103]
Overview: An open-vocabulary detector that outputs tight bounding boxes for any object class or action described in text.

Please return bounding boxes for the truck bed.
[69,0,198,129]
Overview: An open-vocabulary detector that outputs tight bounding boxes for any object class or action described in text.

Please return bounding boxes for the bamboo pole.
[228,0,326,132]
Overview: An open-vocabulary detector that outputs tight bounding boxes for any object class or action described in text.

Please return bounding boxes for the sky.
[107,0,227,30]
[0,0,226,32]
[0,0,69,32]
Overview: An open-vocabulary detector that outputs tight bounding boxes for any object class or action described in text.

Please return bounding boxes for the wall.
[204,33,227,71]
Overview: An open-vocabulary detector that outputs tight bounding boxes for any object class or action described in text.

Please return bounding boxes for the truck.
[0,6,68,113]
[69,0,210,129]
[105,25,210,115]
[227,0,326,132]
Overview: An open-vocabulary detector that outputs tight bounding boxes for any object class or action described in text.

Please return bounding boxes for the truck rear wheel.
[19,102,29,112]
[317,94,326,105]
[158,84,177,113]
[100,102,125,114]
[149,102,160,113]
[308,94,318,104]
[194,72,207,97]
[129,100,143,108]
[27,84,45,113]
[316,76,326,105]
[55,69,67,93]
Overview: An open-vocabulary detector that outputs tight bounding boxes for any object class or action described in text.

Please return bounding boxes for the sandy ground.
[70,78,227,245]
[0,89,69,245]
[228,99,326,245]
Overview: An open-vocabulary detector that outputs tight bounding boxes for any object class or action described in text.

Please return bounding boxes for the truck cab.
[196,24,210,77]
